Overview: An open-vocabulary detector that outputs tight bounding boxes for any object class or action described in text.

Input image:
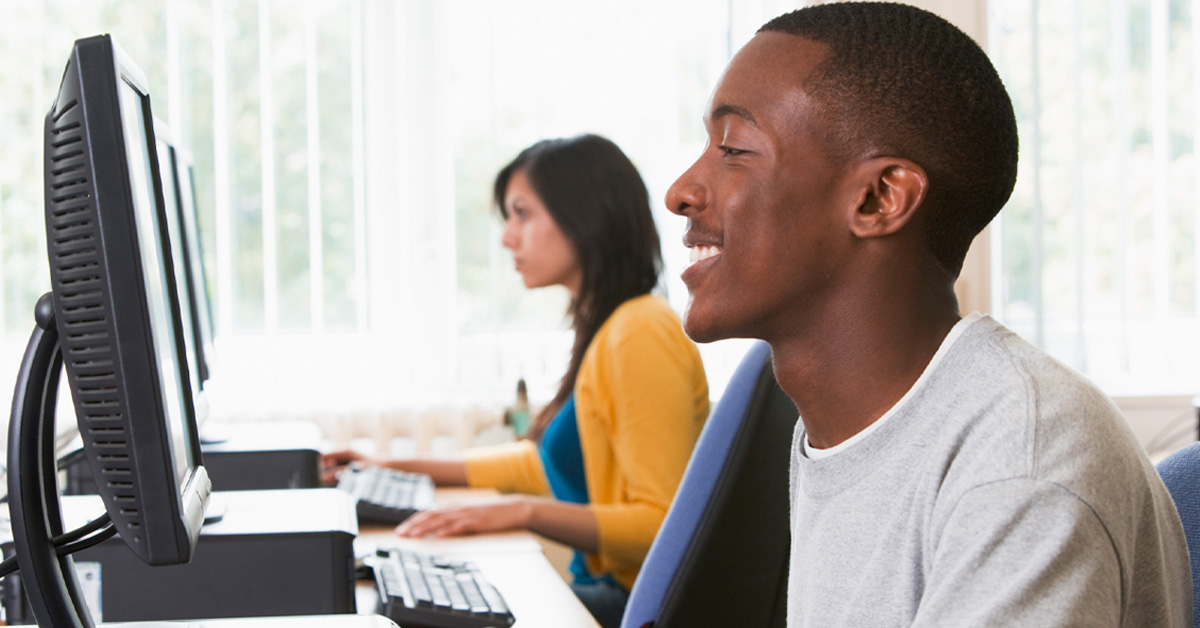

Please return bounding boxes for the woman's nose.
[500,218,519,250]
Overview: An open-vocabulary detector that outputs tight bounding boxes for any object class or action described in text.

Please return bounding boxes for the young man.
[666,3,1192,626]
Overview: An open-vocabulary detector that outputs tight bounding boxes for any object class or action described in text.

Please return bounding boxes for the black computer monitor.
[170,144,216,387]
[6,34,211,628]
[155,120,212,423]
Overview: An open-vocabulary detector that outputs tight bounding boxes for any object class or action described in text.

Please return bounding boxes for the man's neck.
[770,296,961,450]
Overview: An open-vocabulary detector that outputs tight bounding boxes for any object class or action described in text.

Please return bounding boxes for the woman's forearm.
[521,497,600,553]
[382,457,469,487]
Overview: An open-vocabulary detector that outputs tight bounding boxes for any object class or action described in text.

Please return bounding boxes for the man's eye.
[719,145,748,157]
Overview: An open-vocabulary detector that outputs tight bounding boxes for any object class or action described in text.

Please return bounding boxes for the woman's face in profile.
[500,169,582,295]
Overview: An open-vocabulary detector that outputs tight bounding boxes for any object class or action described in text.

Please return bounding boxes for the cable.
[0,513,115,579]
[53,519,117,556]
[53,425,82,457]
[53,511,111,546]
[55,446,88,473]
[0,555,19,579]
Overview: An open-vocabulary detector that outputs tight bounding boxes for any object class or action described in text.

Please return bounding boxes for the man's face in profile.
[666,32,859,344]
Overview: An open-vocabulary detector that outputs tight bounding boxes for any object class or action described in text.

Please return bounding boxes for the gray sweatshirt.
[788,314,1192,627]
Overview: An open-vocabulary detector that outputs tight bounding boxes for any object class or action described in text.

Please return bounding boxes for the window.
[988,0,1200,396]
[0,0,795,428]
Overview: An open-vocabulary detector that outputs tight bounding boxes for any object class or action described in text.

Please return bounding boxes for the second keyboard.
[337,465,436,525]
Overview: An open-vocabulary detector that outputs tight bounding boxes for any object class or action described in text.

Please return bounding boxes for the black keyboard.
[336,465,436,524]
[371,548,516,628]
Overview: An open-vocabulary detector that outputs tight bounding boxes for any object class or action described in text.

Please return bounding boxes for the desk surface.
[102,617,398,628]
[354,488,600,628]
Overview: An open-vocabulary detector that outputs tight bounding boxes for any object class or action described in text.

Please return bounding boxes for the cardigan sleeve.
[462,439,553,496]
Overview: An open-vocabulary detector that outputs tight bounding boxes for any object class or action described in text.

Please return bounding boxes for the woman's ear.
[849,158,928,239]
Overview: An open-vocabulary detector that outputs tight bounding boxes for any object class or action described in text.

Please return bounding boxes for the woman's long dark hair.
[494,134,662,441]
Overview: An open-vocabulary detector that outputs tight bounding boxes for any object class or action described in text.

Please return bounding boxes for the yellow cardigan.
[463,295,710,591]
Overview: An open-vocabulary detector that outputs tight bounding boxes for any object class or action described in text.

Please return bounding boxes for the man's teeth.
[689,245,722,264]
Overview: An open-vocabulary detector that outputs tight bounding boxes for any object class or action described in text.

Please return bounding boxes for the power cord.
[0,513,116,579]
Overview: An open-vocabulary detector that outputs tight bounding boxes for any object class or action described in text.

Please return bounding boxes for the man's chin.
[682,306,730,344]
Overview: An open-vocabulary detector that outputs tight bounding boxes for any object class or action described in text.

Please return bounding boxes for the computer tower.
[3,489,357,623]
[63,420,322,494]
[198,420,323,491]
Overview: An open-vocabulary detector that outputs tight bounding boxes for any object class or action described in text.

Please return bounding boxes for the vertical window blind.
[989,0,1200,396]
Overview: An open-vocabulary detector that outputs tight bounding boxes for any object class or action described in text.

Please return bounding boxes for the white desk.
[102,617,397,628]
[354,488,600,628]
[12,489,594,627]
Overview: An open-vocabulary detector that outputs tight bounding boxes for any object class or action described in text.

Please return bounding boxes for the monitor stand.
[7,294,94,627]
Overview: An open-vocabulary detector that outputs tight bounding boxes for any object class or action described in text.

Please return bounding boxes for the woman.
[323,134,709,628]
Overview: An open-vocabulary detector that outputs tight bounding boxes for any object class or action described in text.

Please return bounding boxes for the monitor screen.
[43,34,209,567]
[122,102,194,492]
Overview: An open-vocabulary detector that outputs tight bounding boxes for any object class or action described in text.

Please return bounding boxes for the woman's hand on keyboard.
[394,496,600,553]
[394,496,535,538]
[320,449,372,485]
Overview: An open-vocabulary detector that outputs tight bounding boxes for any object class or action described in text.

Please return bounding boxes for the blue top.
[539,396,587,504]
[537,395,610,585]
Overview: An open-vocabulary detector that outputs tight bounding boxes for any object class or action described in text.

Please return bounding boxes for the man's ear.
[848,158,928,238]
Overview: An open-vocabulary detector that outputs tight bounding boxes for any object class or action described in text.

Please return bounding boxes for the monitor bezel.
[153,119,209,419]
[163,135,216,388]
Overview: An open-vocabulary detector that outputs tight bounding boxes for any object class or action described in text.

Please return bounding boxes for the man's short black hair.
[761,2,1019,276]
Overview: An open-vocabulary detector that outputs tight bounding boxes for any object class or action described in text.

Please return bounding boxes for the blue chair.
[621,340,795,628]
[1157,441,1200,626]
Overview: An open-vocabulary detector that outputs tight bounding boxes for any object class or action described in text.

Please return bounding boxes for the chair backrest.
[1156,441,1200,627]
[621,340,796,628]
